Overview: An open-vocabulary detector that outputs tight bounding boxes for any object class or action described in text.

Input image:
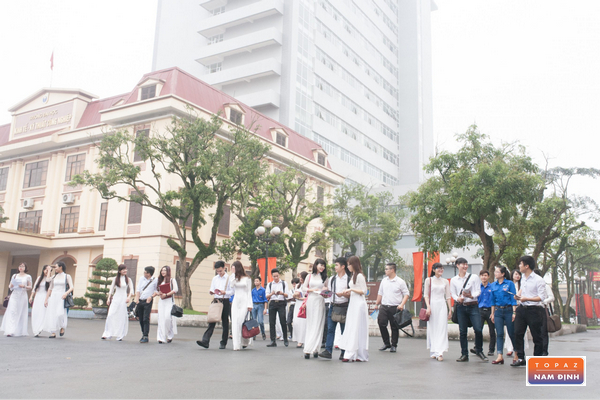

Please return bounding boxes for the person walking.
[504,269,529,358]
[511,256,547,367]
[535,269,554,356]
[339,256,369,362]
[156,266,178,344]
[1,262,32,337]
[43,262,74,338]
[471,270,496,357]
[303,259,328,359]
[450,257,487,362]
[287,277,300,340]
[30,265,52,337]
[292,271,308,348]
[197,261,232,349]
[424,263,452,361]
[489,266,517,365]
[266,268,290,348]
[134,266,158,343]
[320,257,350,360]
[251,277,267,340]
[230,261,253,350]
[102,264,134,341]
[375,262,410,353]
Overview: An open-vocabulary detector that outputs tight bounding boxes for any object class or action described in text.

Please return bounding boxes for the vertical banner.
[594,299,600,319]
[427,252,440,278]
[583,294,593,319]
[257,257,277,284]
[412,252,424,302]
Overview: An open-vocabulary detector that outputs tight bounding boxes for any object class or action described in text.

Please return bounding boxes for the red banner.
[584,294,594,319]
[593,272,600,282]
[257,257,277,284]
[412,252,424,302]
[427,252,440,278]
[594,299,600,319]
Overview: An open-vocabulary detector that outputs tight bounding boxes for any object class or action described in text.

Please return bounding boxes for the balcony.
[198,0,284,37]
[196,28,282,65]
[199,0,228,11]
[202,58,281,87]
[236,89,280,108]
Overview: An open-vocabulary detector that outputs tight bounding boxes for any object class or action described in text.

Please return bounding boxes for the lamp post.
[254,220,281,286]
[445,252,459,277]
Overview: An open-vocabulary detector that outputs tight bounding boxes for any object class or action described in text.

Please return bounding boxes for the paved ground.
[0,317,597,399]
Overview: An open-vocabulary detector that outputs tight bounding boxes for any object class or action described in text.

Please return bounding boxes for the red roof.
[1,67,330,169]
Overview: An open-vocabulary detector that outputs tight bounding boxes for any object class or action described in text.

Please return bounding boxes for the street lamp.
[446,252,459,276]
[255,219,281,286]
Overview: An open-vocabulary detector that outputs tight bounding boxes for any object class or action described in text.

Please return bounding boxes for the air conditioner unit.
[62,193,75,204]
[23,198,34,209]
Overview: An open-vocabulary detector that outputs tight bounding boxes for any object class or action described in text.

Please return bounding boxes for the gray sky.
[1,0,598,214]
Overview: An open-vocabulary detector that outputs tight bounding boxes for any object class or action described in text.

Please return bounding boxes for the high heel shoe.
[491,359,504,365]
[304,354,310,359]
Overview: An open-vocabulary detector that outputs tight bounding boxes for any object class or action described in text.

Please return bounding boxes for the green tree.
[85,257,118,307]
[407,126,542,271]
[0,206,7,224]
[74,110,270,309]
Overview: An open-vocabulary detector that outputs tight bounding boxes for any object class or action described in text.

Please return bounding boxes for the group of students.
[424,255,553,366]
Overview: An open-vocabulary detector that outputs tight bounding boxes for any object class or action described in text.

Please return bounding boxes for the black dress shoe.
[456,355,469,362]
[379,344,392,351]
[313,352,318,358]
[542,352,549,356]
[390,346,397,353]
[196,340,208,348]
[284,340,289,347]
[304,353,310,359]
[219,343,226,349]
[319,350,332,359]
[469,348,477,355]
[476,352,489,362]
[488,351,495,357]
[511,359,526,367]
[267,341,277,347]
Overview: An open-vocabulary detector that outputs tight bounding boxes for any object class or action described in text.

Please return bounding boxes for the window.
[212,6,225,15]
[297,178,306,201]
[65,153,86,181]
[17,210,42,234]
[276,132,286,147]
[59,206,80,234]
[128,189,144,224]
[140,85,156,100]
[23,160,49,188]
[123,259,138,288]
[0,167,8,191]
[218,204,231,236]
[208,34,223,45]
[133,129,149,162]
[317,153,326,166]
[229,109,242,125]
[208,62,222,73]
[317,186,324,205]
[98,202,108,231]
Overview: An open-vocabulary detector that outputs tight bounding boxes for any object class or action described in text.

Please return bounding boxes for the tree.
[327,183,407,280]
[85,257,118,307]
[0,206,7,224]
[407,126,542,271]
[74,110,270,309]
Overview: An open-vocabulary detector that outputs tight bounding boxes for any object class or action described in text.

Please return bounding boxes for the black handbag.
[169,279,183,318]
[242,311,260,338]
[393,308,412,329]
[451,274,472,324]
[332,304,349,323]
[64,275,75,309]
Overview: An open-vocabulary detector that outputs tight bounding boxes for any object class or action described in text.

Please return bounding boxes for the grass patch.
[183,309,206,315]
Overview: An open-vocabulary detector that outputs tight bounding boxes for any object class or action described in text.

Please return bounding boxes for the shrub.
[73,297,88,309]
[85,258,118,307]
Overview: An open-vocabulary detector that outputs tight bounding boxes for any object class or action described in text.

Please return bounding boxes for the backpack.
[268,280,286,294]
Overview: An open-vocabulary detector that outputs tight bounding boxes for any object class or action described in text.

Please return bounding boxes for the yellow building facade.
[0,67,343,312]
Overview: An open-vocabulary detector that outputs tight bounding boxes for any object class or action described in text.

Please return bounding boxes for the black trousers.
[269,300,287,341]
[541,307,549,354]
[479,307,496,353]
[514,305,545,359]
[287,304,295,338]
[378,305,400,347]
[136,299,153,337]
[322,304,330,345]
[202,299,230,345]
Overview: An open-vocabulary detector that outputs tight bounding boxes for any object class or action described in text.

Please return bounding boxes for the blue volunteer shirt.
[252,286,267,303]
[478,282,494,308]
[490,280,518,307]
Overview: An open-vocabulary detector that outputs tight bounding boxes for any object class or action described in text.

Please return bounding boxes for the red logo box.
[526,356,586,386]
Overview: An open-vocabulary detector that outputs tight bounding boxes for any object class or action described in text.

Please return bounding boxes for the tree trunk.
[177,265,193,310]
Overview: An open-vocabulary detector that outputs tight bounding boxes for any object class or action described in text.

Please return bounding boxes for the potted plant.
[85,257,118,317]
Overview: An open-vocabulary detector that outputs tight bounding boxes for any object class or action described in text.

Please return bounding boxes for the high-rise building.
[153,0,435,186]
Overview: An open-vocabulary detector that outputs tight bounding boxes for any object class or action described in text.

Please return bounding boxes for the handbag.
[3,292,10,308]
[207,275,230,323]
[170,279,183,318]
[330,276,349,323]
[297,275,311,319]
[64,275,75,309]
[546,303,562,333]
[419,278,432,321]
[394,308,413,329]
[242,311,260,338]
[451,273,472,324]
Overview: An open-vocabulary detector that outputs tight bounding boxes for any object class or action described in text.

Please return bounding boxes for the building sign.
[366,281,380,314]
[13,101,74,138]
[592,272,600,282]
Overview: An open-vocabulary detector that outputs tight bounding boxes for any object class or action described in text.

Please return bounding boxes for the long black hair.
[512,269,522,290]
[157,265,172,287]
[299,271,308,285]
[430,262,443,277]
[34,265,51,292]
[348,256,363,284]
[496,265,511,281]
[312,258,328,283]
[115,264,127,287]
[233,261,246,281]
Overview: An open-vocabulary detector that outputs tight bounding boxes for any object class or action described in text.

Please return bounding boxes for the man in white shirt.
[266,268,290,347]
[320,257,351,360]
[134,266,158,343]
[450,257,487,362]
[375,262,410,353]
[197,261,232,350]
[511,256,547,366]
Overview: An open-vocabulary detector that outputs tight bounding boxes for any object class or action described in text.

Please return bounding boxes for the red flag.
[257,257,277,284]
[412,252,424,302]
[50,52,54,70]
[427,252,440,278]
